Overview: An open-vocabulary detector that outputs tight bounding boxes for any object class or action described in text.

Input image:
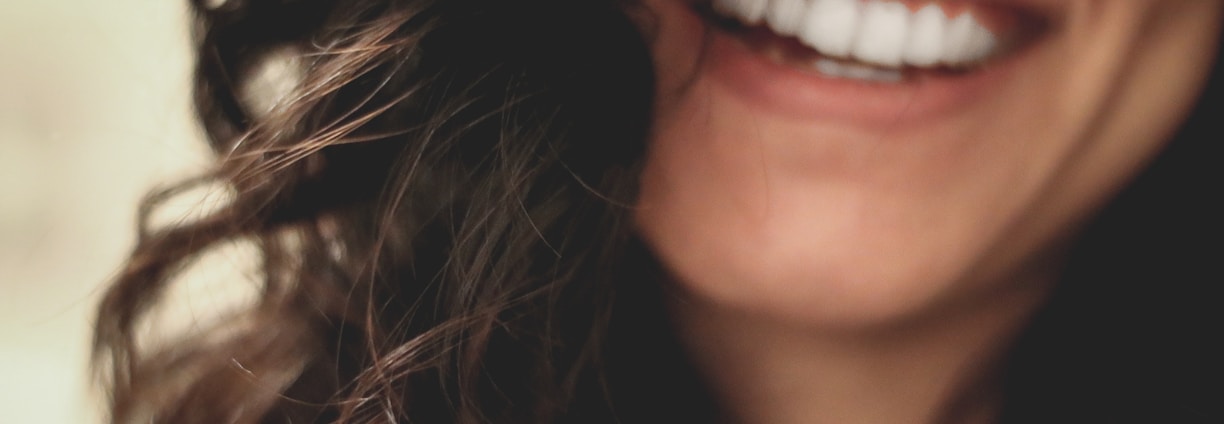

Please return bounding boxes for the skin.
[632,1,1223,423]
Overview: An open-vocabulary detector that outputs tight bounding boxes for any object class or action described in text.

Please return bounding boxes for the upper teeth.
[713,0,1002,69]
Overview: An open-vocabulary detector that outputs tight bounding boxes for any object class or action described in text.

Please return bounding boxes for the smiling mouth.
[698,0,1050,83]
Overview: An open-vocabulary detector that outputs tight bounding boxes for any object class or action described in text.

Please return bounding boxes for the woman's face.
[635,0,1222,328]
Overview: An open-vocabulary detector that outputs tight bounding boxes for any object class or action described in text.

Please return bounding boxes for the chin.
[635,172,1014,330]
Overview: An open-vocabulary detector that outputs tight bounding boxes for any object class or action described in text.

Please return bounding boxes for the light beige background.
[2,1,211,422]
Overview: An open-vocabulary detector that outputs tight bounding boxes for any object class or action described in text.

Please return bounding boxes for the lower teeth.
[813,58,904,83]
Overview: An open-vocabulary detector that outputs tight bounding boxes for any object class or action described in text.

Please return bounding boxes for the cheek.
[639,0,708,114]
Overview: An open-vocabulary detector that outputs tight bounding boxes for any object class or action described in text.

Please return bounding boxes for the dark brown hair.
[95,0,1223,423]
[93,0,686,422]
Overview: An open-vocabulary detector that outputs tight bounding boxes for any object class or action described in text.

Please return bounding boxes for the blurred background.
[2,1,210,422]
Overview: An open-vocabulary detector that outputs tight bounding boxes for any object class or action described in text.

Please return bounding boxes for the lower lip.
[700,17,1030,128]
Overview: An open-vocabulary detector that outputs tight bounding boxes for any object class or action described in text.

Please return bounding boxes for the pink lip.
[691,3,1047,128]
